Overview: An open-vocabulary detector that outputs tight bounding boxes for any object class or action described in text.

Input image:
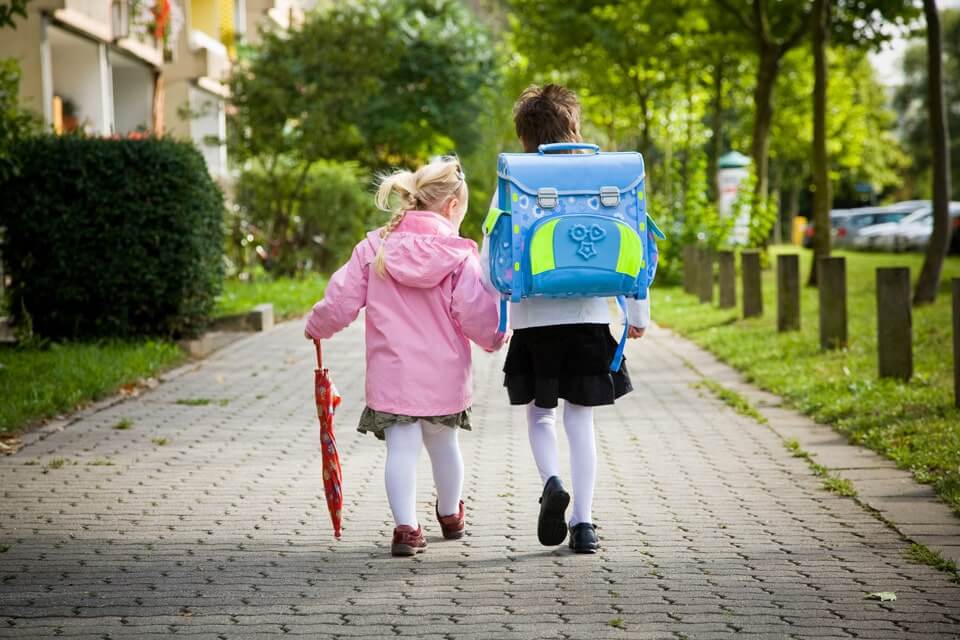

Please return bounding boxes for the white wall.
[50,26,108,133]
[110,51,154,134]
[189,86,227,177]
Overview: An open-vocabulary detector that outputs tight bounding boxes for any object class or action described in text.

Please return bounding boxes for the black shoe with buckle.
[537,476,570,546]
[568,522,599,553]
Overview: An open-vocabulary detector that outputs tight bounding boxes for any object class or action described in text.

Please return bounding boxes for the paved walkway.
[1,319,959,639]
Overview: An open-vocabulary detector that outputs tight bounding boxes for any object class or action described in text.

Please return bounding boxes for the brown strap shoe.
[391,525,427,557]
[436,500,465,540]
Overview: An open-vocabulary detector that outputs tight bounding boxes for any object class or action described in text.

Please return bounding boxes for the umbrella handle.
[314,340,323,369]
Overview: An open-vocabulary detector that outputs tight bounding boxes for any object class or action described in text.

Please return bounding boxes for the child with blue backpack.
[482,85,654,553]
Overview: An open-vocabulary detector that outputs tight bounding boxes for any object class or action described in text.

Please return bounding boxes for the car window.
[875,213,907,224]
[848,215,876,229]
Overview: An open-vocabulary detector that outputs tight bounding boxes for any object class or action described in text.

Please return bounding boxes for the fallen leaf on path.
[0,436,23,455]
[865,592,896,602]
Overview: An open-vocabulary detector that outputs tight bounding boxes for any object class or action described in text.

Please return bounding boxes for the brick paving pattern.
[1,320,958,638]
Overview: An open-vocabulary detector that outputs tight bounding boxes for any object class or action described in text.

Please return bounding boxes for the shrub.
[0,135,224,338]
[0,58,42,182]
[230,158,381,275]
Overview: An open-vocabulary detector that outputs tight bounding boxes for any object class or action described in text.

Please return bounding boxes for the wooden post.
[683,246,697,294]
[952,279,959,407]
[818,256,847,350]
[717,250,736,309]
[698,247,713,304]
[777,253,800,332]
[876,267,912,381]
[741,250,763,318]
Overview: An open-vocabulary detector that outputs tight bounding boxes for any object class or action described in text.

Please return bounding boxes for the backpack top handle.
[537,143,601,155]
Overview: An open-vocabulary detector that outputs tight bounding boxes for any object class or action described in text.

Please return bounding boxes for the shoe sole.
[391,544,427,557]
[571,544,599,554]
[537,489,570,546]
[441,529,465,540]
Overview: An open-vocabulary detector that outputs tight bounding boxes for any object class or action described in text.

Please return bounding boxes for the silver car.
[853,202,960,251]
[829,207,915,248]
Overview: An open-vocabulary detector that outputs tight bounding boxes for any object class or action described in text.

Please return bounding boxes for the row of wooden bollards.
[682,246,960,407]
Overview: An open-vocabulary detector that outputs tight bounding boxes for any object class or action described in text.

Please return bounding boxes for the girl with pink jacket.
[304,157,506,556]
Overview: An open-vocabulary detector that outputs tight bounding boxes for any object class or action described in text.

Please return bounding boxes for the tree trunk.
[751,45,779,202]
[709,58,724,203]
[914,0,953,305]
[682,66,694,207]
[808,0,831,287]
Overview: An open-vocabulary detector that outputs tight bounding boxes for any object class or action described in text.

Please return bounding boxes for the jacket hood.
[371,211,478,289]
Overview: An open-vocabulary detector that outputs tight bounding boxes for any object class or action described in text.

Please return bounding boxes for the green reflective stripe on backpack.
[483,207,505,236]
[530,218,560,275]
[615,223,643,276]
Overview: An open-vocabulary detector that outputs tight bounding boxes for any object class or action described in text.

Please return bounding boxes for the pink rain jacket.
[305,210,506,416]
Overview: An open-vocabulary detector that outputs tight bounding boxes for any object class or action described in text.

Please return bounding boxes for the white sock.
[421,422,464,517]
[527,403,561,485]
[383,421,422,528]
[563,402,596,527]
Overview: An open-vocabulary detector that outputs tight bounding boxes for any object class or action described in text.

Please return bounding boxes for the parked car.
[895,203,960,252]
[853,202,960,252]
[803,201,926,248]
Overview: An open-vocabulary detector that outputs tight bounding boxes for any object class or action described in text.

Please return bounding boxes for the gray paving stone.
[0,319,957,639]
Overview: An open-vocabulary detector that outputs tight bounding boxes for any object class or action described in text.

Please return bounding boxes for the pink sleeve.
[451,254,508,352]
[305,241,371,340]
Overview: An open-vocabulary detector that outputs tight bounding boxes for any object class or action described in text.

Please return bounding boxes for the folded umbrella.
[313,340,343,538]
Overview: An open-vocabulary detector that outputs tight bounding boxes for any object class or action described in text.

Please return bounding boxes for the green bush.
[230,158,381,275]
[0,136,224,338]
[0,58,42,182]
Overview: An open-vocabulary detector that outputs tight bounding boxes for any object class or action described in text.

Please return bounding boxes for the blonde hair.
[373,157,467,277]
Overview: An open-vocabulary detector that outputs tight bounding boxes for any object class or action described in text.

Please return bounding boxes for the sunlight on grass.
[215,276,327,320]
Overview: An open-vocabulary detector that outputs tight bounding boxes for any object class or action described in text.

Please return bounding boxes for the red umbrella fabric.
[314,340,343,538]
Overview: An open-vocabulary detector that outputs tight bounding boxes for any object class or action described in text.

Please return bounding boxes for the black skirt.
[503,323,633,408]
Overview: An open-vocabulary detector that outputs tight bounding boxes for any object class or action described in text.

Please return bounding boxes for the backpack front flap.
[489,146,654,301]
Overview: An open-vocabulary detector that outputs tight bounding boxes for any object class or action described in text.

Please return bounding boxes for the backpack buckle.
[600,186,620,207]
[537,188,558,209]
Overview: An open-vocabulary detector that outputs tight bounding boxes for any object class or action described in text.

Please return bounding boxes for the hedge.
[0,136,224,338]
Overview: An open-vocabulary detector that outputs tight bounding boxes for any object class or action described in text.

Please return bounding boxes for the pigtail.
[374,170,418,277]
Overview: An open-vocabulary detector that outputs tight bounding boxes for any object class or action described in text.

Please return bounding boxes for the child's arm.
[305,241,371,340]
[451,254,508,352]
[625,295,650,338]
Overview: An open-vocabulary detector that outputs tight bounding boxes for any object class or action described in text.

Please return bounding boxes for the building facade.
[1,0,168,136]
[1,0,308,178]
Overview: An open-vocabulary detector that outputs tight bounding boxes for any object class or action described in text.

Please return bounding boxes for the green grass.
[215,276,327,320]
[656,247,960,512]
[113,418,133,430]
[175,398,212,406]
[0,340,184,435]
[692,378,768,424]
[906,543,959,582]
[151,437,170,446]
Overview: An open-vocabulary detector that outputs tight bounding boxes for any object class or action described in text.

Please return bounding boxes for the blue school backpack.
[484,142,665,370]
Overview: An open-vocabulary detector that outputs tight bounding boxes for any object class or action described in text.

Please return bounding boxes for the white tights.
[527,402,596,526]
[383,421,463,528]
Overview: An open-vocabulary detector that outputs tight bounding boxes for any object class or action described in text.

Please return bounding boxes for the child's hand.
[628,326,646,339]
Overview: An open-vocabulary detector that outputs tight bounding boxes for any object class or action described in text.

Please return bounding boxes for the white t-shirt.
[480,192,651,330]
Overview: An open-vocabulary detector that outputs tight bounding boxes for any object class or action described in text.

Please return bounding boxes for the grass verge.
[656,248,960,513]
[215,276,327,320]
[0,340,183,436]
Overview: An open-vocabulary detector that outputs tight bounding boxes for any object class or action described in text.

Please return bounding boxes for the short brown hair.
[512,84,582,153]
